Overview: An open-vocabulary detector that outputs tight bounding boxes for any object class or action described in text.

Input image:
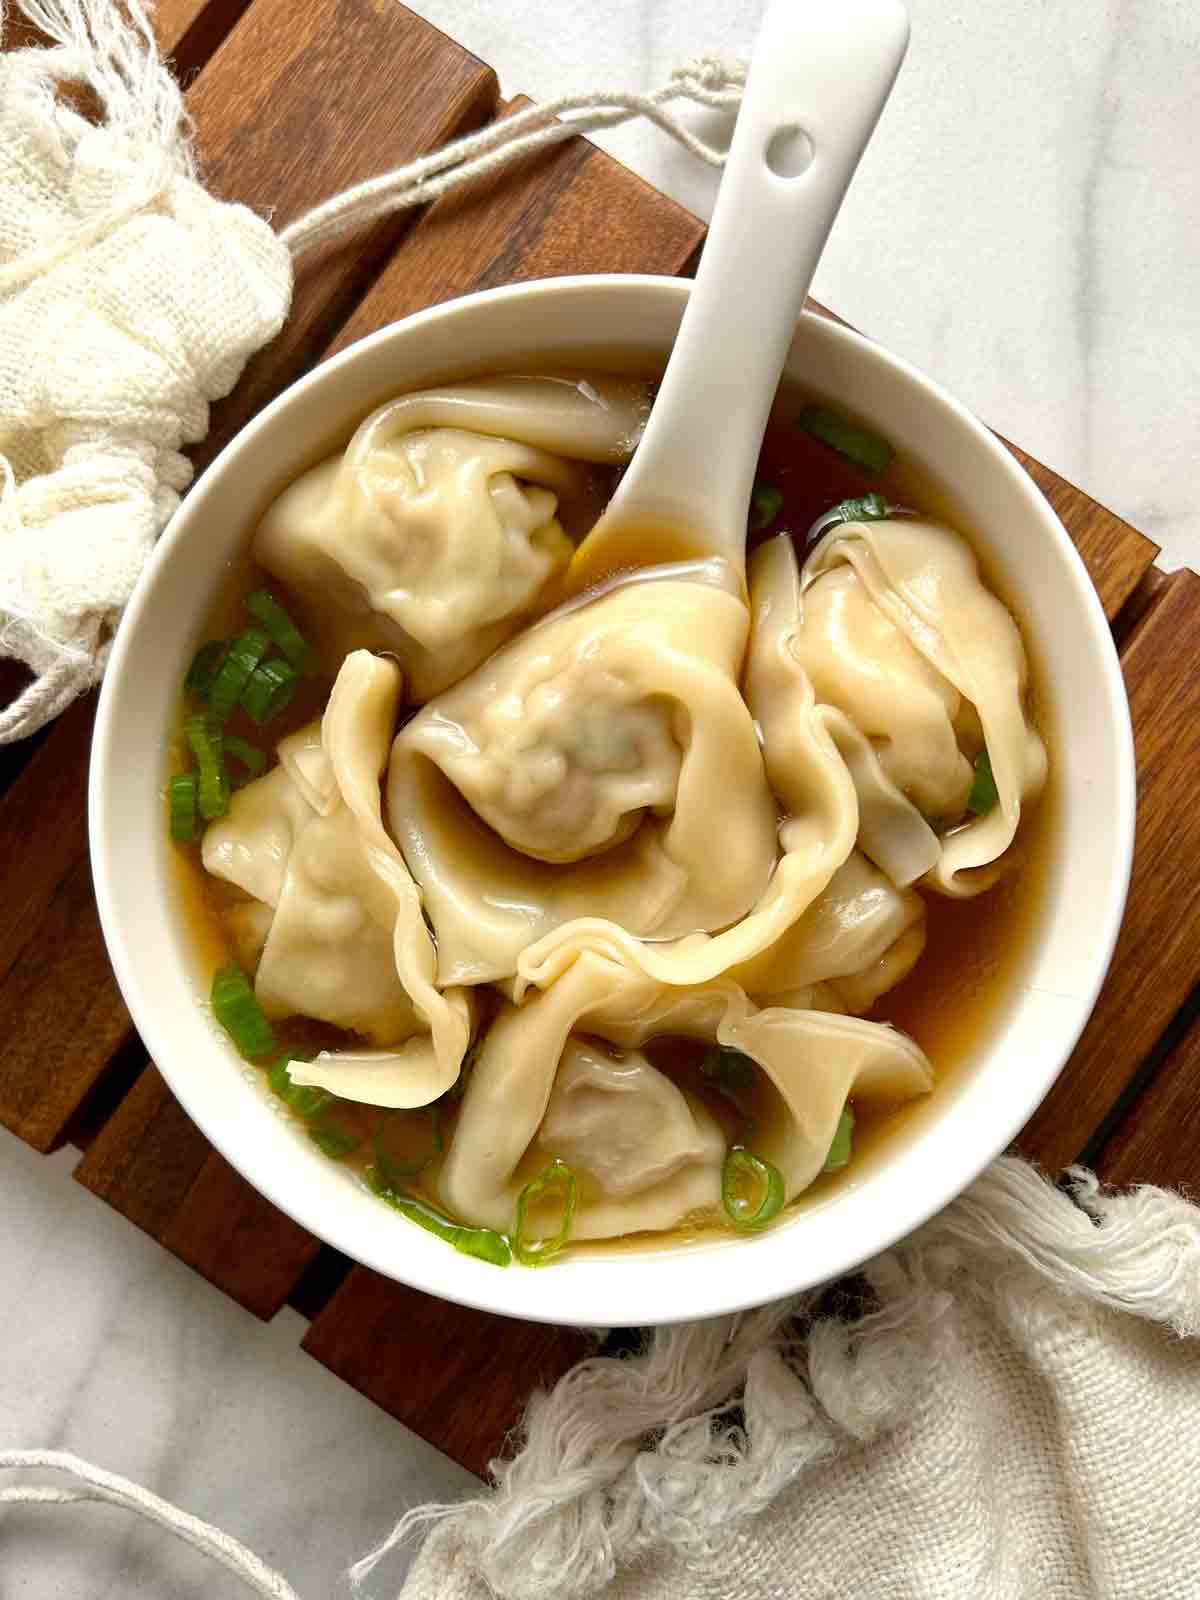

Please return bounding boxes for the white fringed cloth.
[6,1159,1199,1599]
[393,1158,1200,1600]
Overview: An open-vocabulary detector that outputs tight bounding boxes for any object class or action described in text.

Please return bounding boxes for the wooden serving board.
[3,0,1199,1480]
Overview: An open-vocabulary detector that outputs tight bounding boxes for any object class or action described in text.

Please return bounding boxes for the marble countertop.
[3,2,1197,1594]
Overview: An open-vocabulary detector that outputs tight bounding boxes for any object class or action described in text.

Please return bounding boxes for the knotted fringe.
[3,1163,1198,1597]
[357,1158,1200,1599]
[0,0,744,743]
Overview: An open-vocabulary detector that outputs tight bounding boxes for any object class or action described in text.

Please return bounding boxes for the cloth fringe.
[360,1157,1200,1599]
[4,1162,1199,1598]
[0,0,745,743]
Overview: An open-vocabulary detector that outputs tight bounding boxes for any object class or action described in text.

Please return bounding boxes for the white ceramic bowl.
[90,276,1135,1328]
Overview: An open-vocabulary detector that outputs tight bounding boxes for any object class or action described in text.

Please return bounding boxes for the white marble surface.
[4,3,1199,1595]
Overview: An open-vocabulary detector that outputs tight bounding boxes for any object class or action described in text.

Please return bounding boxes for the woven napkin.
[393,1157,1200,1600]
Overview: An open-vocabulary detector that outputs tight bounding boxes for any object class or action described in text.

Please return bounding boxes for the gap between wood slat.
[1096,995,1200,1193]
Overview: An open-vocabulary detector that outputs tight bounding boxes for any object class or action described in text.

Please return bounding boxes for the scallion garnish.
[967,748,999,815]
[168,772,198,842]
[513,1159,577,1266]
[308,1119,361,1160]
[222,734,266,786]
[184,712,230,820]
[267,1056,331,1118]
[184,639,229,698]
[246,590,318,677]
[700,1046,758,1137]
[721,1149,785,1230]
[241,657,298,727]
[749,481,783,531]
[208,627,271,722]
[797,405,894,475]
[701,1045,756,1095]
[211,963,276,1058]
[805,492,896,548]
[373,1105,442,1182]
[822,1106,855,1173]
[367,1168,512,1266]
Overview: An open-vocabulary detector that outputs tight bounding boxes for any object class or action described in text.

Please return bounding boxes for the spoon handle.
[593,0,909,580]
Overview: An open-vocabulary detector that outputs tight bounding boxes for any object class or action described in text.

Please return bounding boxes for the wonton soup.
[168,373,1048,1268]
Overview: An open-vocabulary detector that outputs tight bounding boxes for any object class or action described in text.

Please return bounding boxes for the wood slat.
[1005,444,1158,622]
[75,1067,211,1234]
[186,0,498,472]
[331,96,706,354]
[303,1269,588,1477]
[74,1066,319,1316]
[1097,1008,1200,1194]
[2,0,242,81]
[160,1150,321,1320]
[1017,568,1200,1170]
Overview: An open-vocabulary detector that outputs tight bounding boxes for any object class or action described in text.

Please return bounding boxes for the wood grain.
[186,0,498,471]
[74,1067,319,1317]
[75,1067,211,1234]
[303,1269,588,1476]
[1017,568,1200,1170]
[161,1151,321,1320]
[1003,442,1158,622]
[2,0,241,80]
[1097,1006,1200,1194]
[331,96,706,353]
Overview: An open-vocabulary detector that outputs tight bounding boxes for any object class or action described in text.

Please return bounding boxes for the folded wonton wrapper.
[439,952,933,1242]
[389,557,866,995]
[254,377,648,701]
[202,652,471,1107]
[798,519,1047,897]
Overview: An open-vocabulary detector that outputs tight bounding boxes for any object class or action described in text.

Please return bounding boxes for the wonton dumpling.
[730,850,926,1013]
[749,535,940,890]
[254,377,649,701]
[390,561,868,995]
[439,953,932,1242]
[798,520,1047,896]
[388,568,775,986]
[202,652,470,1107]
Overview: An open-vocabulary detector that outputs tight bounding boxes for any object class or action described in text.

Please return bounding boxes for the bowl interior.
[90,277,1134,1327]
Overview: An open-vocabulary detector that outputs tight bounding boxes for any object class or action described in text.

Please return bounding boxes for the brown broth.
[170,367,1054,1255]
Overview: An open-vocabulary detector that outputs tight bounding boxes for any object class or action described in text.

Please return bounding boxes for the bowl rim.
[89,273,1136,1327]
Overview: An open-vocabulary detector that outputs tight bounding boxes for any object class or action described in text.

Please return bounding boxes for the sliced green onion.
[309,1119,361,1160]
[267,1056,332,1118]
[168,772,198,842]
[968,748,999,815]
[805,492,897,548]
[374,1105,442,1182]
[513,1159,577,1267]
[222,734,266,787]
[721,1149,785,1230]
[208,627,271,722]
[797,405,895,475]
[246,590,318,677]
[241,657,298,727]
[700,1046,758,1139]
[749,481,783,531]
[184,639,229,698]
[184,712,229,820]
[701,1046,756,1095]
[211,962,276,1058]
[823,1105,855,1173]
[367,1168,512,1266]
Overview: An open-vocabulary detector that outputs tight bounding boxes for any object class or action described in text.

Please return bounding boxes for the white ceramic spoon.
[567,0,910,594]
